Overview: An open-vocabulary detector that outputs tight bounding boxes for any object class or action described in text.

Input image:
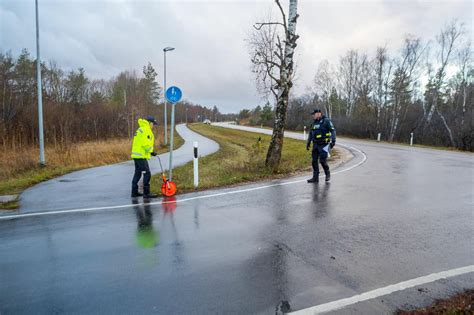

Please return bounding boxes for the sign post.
[165,86,182,181]
[35,0,45,165]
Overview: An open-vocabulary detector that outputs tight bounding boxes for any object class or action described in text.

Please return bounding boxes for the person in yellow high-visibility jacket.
[131,116,158,198]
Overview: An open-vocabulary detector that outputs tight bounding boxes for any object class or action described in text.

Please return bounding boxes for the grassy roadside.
[151,123,345,195]
[0,126,183,210]
[396,289,473,314]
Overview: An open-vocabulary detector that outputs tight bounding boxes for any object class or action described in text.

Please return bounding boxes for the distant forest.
[241,21,472,151]
[0,49,235,148]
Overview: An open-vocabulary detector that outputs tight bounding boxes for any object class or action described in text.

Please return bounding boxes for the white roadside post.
[193,141,199,188]
[377,133,381,142]
[303,126,306,141]
[410,132,414,146]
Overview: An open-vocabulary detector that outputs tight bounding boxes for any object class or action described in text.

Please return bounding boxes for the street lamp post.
[163,47,175,145]
[35,0,45,165]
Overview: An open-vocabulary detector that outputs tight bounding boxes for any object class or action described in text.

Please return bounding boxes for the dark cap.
[146,116,158,125]
[311,109,322,114]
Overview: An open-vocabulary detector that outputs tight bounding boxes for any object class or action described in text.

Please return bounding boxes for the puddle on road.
[58,179,77,183]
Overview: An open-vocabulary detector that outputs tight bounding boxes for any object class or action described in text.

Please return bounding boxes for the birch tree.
[354,53,373,108]
[338,50,360,116]
[313,60,335,118]
[455,42,472,148]
[423,20,464,146]
[249,0,299,171]
[373,47,392,134]
[388,36,425,141]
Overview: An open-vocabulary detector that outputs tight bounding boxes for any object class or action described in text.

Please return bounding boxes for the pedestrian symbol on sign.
[166,86,182,104]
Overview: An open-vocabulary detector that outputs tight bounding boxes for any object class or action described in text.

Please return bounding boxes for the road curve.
[16,124,219,214]
[0,122,473,314]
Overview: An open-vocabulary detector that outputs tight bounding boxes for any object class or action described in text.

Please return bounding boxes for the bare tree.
[424,20,464,146]
[313,60,335,118]
[425,21,464,122]
[354,53,373,107]
[456,41,472,147]
[338,50,361,117]
[373,47,392,134]
[250,0,299,170]
[249,21,280,100]
[388,35,425,142]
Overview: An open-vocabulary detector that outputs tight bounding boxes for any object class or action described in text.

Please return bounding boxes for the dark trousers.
[312,144,330,177]
[132,159,151,195]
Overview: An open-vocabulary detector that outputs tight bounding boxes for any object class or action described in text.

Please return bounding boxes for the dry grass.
[397,289,474,314]
[0,139,131,181]
[0,126,183,196]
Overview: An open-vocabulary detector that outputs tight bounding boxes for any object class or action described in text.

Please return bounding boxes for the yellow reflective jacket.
[131,119,155,159]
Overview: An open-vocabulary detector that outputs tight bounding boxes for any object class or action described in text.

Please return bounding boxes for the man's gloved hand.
[151,152,158,157]
[330,142,335,149]
[306,143,310,151]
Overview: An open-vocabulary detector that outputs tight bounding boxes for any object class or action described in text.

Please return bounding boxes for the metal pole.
[163,52,168,145]
[35,0,45,165]
[169,102,176,181]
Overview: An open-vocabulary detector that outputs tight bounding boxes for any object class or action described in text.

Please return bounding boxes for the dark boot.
[307,176,319,183]
[131,192,143,197]
[143,193,158,198]
[325,171,331,182]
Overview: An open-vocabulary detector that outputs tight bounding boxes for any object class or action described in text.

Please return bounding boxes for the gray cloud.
[1,0,472,113]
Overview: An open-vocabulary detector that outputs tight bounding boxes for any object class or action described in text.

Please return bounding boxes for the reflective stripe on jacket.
[131,119,155,159]
[307,116,336,146]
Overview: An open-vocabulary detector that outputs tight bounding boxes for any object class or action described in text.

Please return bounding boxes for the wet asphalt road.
[18,124,219,213]
[1,124,473,314]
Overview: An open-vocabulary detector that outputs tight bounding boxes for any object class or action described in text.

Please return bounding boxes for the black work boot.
[131,192,143,197]
[307,176,319,183]
[143,193,158,199]
[325,172,331,182]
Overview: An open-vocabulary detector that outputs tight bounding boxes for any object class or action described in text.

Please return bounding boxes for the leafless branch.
[254,22,285,30]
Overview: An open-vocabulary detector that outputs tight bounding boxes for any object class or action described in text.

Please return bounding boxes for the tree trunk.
[266,88,289,169]
[265,0,298,170]
[460,81,466,147]
[437,109,455,147]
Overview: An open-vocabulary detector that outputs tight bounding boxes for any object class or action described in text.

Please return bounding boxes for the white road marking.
[0,143,366,221]
[288,265,474,314]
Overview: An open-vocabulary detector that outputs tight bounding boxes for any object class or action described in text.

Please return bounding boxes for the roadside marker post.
[165,86,183,182]
[303,126,306,141]
[410,132,414,146]
[193,141,199,188]
[377,133,381,142]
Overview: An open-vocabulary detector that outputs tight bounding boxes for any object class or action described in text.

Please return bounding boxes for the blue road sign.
[166,86,182,104]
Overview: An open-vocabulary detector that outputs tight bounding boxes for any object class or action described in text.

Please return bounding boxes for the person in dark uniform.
[306,109,336,183]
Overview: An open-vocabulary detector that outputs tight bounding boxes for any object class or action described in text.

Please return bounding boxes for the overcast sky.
[1,0,472,113]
